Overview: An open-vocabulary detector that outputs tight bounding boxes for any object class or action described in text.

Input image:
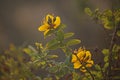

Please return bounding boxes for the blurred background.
[0,0,120,59]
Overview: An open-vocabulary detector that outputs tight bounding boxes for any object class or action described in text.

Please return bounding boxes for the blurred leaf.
[102,49,109,56]
[44,30,54,37]
[94,64,101,71]
[104,21,114,30]
[66,39,81,46]
[56,30,64,41]
[117,30,120,37]
[113,76,120,80]
[47,55,58,59]
[23,48,32,54]
[91,71,103,80]
[43,77,52,80]
[104,56,109,62]
[64,32,74,39]
[103,62,109,71]
[57,24,66,30]
[46,39,60,50]
[103,10,112,17]
[85,8,92,16]
[72,72,81,80]
[112,44,120,53]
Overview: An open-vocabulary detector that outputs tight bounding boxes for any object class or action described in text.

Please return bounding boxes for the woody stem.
[84,66,95,80]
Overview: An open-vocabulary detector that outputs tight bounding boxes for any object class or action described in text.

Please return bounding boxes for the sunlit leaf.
[66,39,81,46]
[44,29,54,37]
[102,49,109,55]
[112,44,120,53]
[104,56,108,62]
[103,62,109,71]
[94,64,101,70]
[104,22,114,30]
[117,30,120,37]
[46,39,60,50]
[56,30,64,41]
[47,55,58,59]
[23,48,32,54]
[85,8,92,16]
[64,32,74,39]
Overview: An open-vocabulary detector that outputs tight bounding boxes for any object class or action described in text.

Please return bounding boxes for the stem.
[85,66,95,80]
[65,74,72,80]
[107,17,117,79]
[100,65,105,80]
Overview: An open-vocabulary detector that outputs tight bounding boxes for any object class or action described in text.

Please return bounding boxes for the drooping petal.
[71,54,77,62]
[86,60,94,67]
[44,29,49,36]
[38,24,49,31]
[85,51,91,60]
[73,61,82,69]
[54,16,61,28]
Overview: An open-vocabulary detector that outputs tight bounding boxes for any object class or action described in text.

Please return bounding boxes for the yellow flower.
[71,48,94,72]
[38,14,61,35]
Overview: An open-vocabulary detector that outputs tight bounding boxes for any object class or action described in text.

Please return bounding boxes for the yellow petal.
[46,14,54,23]
[86,60,94,67]
[77,51,85,59]
[73,61,82,69]
[54,16,61,28]
[38,24,49,31]
[44,29,49,36]
[84,51,91,61]
[80,67,87,72]
[71,54,77,62]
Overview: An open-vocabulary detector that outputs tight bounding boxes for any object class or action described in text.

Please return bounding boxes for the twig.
[85,66,95,80]
[107,16,118,79]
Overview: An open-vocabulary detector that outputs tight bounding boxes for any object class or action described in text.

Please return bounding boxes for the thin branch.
[107,15,118,79]
[85,66,95,80]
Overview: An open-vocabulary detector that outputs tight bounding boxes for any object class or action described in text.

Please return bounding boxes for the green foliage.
[85,8,120,80]
[64,32,74,39]
[0,45,36,80]
[66,39,81,46]
[46,39,60,50]
[84,8,92,16]
[0,7,120,80]
[102,49,109,56]
[117,30,120,37]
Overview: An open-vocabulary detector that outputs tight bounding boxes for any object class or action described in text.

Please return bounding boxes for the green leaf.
[112,44,120,53]
[104,56,109,62]
[56,24,66,31]
[117,30,120,37]
[102,49,109,55]
[56,30,64,41]
[103,10,112,17]
[66,39,81,46]
[94,64,101,70]
[46,39,60,50]
[47,55,58,59]
[84,8,92,16]
[103,62,109,71]
[64,32,74,39]
[44,30,54,37]
[43,77,52,80]
[104,21,114,30]
[72,72,81,80]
